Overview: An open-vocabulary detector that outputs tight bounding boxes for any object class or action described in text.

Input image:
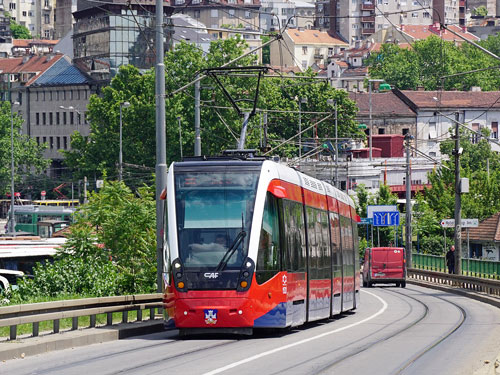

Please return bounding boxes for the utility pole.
[405,133,413,268]
[453,112,462,275]
[155,0,168,292]
[335,100,338,189]
[194,75,201,156]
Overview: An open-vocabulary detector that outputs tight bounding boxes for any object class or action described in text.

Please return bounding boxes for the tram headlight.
[176,272,182,279]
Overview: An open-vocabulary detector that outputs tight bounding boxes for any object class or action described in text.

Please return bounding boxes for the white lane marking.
[202,290,388,375]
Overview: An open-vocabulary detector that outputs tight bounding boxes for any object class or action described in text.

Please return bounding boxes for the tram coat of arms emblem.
[204,309,218,325]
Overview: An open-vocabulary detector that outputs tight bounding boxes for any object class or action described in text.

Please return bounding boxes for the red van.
[362,247,406,287]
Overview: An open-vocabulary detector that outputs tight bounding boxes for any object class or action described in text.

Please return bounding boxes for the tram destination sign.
[440,218,479,228]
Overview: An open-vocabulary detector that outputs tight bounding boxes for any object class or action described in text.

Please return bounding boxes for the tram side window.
[340,215,354,267]
[351,217,360,266]
[320,211,331,279]
[283,200,306,272]
[256,193,281,284]
[330,212,341,270]
[306,207,331,279]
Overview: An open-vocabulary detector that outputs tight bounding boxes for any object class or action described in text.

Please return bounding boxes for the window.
[328,47,333,56]
[56,137,60,149]
[44,30,50,38]
[70,112,74,125]
[63,112,67,125]
[472,123,479,143]
[229,9,235,18]
[402,128,409,135]
[49,112,53,124]
[9,3,15,10]
[283,200,306,272]
[302,46,308,54]
[194,10,200,18]
[44,0,50,7]
[491,122,498,139]
[302,60,307,69]
[256,193,281,284]
[412,12,418,17]
[63,136,68,150]
[423,11,430,18]
[245,11,251,18]
[44,14,50,24]
[211,9,218,17]
[43,136,46,144]
[428,121,436,139]
[36,137,40,145]
[50,137,54,149]
[22,11,27,17]
[378,128,385,134]
[42,112,46,125]
[56,112,60,125]
[36,113,40,125]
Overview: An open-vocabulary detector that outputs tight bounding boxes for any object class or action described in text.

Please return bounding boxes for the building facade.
[9,0,56,39]
[0,54,97,174]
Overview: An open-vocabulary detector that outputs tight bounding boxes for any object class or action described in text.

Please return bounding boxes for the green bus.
[6,205,75,236]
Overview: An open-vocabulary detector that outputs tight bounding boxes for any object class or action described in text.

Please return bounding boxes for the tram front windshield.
[175,170,259,270]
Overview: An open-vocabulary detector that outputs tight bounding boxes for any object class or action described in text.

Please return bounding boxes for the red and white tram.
[163,156,360,334]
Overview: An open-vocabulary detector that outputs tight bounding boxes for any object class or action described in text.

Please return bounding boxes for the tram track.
[312,286,466,375]
[29,337,238,375]
[391,290,467,375]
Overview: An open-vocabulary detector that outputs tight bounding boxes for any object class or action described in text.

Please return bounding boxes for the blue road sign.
[359,218,373,225]
[373,211,400,227]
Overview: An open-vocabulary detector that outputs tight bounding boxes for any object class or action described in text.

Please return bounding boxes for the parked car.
[362,247,406,288]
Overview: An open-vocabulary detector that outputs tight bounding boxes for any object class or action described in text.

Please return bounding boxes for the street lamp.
[327,99,339,189]
[8,101,20,235]
[368,79,384,161]
[119,101,130,181]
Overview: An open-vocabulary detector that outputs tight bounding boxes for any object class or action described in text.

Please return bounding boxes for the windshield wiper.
[215,230,246,272]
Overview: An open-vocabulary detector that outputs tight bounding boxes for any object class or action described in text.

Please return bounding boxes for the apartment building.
[260,0,314,31]
[318,0,460,44]
[8,0,56,39]
[269,29,348,71]
[0,54,97,174]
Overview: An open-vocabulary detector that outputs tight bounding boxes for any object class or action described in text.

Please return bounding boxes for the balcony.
[362,15,375,22]
[361,2,375,10]
[361,27,375,35]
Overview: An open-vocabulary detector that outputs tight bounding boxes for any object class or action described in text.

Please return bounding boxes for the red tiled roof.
[0,54,65,86]
[400,90,500,109]
[13,39,60,47]
[286,29,348,46]
[389,184,431,192]
[350,91,416,117]
[399,24,480,42]
[462,212,500,242]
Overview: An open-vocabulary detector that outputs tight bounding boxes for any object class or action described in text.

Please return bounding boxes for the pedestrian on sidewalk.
[446,245,455,274]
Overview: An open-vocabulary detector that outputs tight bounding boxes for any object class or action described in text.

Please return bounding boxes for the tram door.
[329,211,342,315]
[340,214,355,311]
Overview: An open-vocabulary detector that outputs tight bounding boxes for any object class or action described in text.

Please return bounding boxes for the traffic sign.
[440,218,478,228]
[359,217,373,225]
[373,211,400,226]
[367,205,397,219]
[41,190,46,196]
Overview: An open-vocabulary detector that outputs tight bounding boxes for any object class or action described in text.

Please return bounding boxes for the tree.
[9,16,32,39]
[64,37,360,184]
[366,34,500,91]
[473,6,488,16]
[0,102,50,196]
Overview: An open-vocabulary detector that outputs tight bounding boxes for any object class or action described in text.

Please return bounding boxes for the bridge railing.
[408,268,500,297]
[0,293,163,341]
[412,253,500,279]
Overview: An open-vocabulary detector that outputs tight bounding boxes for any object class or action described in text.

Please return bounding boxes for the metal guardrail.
[412,253,500,279]
[408,268,500,297]
[0,293,164,341]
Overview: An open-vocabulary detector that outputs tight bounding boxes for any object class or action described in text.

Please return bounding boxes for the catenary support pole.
[454,113,462,275]
[405,134,412,268]
[155,0,168,292]
[194,75,201,156]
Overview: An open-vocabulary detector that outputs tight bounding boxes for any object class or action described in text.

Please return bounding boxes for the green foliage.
[354,183,401,248]
[366,34,500,91]
[0,102,50,195]
[63,37,360,184]
[8,15,32,39]
[7,181,157,303]
[412,130,500,254]
[473,5,488,16]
